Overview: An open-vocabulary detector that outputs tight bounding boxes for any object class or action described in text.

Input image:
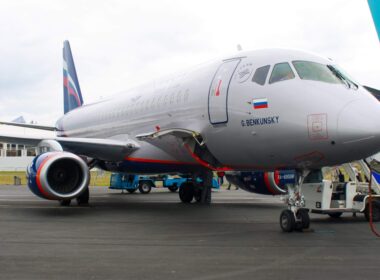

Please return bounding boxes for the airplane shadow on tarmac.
[17,190,374,227]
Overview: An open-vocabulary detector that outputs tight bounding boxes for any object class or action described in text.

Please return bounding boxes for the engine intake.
[27,152,90,200]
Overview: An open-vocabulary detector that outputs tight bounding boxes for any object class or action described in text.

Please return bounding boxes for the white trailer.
[302,160,380,221]
[302,180,380,220]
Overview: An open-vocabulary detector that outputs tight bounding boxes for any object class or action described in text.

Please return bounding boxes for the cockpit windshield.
[327,64,359,89]
[292,60,358,89]
[292,61,343,84]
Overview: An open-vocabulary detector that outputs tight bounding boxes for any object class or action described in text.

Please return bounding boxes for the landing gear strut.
[280,170,311,232]
[178,171,213,204]
[59,187,90,207]
[198,171,212,204]
[76,187,89,205]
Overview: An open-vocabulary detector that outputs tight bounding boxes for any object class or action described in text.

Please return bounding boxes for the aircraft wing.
[0,121,56,131]
[0,132,139,161]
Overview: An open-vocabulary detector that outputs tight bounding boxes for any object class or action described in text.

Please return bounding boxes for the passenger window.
[252,65,270,85]
[269,62,295,84]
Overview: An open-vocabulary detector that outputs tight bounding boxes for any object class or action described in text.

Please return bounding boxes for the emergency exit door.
[208,59,240,124]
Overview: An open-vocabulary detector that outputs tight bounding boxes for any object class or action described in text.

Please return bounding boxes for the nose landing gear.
[280,170,311,232]
[280,208,310,232]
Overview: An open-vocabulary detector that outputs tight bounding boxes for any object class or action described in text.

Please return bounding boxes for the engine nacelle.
[226,170,296,195]
[27,152,90,200]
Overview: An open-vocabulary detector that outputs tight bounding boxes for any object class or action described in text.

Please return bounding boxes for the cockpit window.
[252,65,270,85]
[292,61,343,84]
[328,64,359,89]
[269,63,295,84]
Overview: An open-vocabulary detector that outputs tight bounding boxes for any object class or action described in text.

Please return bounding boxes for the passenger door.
[208,59,240,125]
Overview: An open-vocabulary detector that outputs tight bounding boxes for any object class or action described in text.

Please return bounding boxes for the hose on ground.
[368,170,380,237]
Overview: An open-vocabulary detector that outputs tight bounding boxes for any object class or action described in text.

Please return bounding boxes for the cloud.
[0,0,379,124]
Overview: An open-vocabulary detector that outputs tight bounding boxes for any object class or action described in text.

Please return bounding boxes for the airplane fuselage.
[56,49,380,174]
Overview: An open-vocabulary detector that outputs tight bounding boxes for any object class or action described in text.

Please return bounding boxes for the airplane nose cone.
[338,99,380,154]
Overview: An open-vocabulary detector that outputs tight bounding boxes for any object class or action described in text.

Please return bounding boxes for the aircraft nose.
[338,98,380,153]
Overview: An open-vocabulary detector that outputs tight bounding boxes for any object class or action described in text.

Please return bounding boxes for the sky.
[0,0,379,125]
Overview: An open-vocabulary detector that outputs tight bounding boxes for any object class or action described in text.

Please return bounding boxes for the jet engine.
[27,152,90,200]
[225,170,296,195]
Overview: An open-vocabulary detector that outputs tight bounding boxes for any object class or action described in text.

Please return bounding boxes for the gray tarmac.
[0,185,379,280]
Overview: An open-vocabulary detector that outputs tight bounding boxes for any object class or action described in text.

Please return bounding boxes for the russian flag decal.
[252,98,268,109]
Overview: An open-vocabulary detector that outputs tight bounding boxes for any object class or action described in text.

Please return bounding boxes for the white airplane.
[1,41,380,232]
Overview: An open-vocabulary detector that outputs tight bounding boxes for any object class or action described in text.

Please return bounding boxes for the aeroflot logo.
[236,63,253,83]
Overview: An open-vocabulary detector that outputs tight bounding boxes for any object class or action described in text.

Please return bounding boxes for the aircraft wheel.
[139,182,152,194]
[59,199,71,206]
[127,188,137,194]
[194,188,202,202]
[280,209,295,232]
[168,184,178,193]
[179,182,194,203]
[328,212,343,218]
[204,186,212,204]
[77,188,89,205]
[296,209,310,230]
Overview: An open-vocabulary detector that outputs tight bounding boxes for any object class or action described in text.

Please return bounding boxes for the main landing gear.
[280,170,311,232]
[179,171,213,204]
[59,187,90,207]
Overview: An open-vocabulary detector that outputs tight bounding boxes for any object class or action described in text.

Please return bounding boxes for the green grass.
[0,171,112,186]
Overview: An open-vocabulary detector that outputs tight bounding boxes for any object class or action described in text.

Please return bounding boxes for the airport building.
[0,143,37,171]
[0,119,56,171]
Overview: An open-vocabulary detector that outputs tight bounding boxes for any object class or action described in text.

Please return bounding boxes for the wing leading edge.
[0,121,56,131]
[0,132,139,161]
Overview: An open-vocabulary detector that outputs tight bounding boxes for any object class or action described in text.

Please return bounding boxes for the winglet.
[368,0,380,41]
[63,41,84,114]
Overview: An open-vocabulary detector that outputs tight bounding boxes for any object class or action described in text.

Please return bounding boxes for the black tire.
[168,184,178,193]
[280,209,295,232]
[194,188,202,202]
[204,186,212,205]
[296,209,310,229]
[139,182,152,194]
[194,187,212,204]
[179,182,194,203]
[127,188,137,194]
[364,202,380,222]
[328,212,343,218]
[76,188,89,205]
[59,199,71,206]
